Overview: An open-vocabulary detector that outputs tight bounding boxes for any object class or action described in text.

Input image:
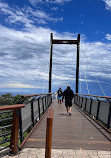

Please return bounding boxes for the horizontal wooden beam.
[52,39,79,44]
[0,104,25,111]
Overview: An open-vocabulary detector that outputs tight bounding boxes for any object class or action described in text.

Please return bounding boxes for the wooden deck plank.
[23,100,111,151]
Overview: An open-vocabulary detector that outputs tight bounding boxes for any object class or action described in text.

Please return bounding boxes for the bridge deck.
[23,100,111,151]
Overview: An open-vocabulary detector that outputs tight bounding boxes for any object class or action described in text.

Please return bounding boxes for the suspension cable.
[83,65,90,95]
[32,66,42,94]
[79,69,82,94]
[83,51,106,96]
[42,58,49,93]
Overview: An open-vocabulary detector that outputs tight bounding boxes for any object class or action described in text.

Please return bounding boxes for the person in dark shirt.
[57,87,63,104]
[63,85,74,115]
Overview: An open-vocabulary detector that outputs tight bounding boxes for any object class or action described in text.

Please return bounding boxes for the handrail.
[75,93,111,99]
[21,92,53,98]
[0,104,25,110]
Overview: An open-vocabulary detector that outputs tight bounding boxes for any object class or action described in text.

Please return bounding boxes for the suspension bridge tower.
[48,33,80,93]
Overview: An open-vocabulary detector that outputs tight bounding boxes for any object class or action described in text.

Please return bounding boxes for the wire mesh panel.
[82,97,86,109]
[86,98,91,112]
[43,97,46,108]
[21,103,32,133]
[77,96,80,105]
[79,96,83,107]
[74,95,78,105]
[91,100,98,117]
[77,96,80,106]
[48,95,52,105]
[39,98,43,114]
[45,97,47,108]
[98,102,110,124]
[0,111,12,151]
[33,99,39,121]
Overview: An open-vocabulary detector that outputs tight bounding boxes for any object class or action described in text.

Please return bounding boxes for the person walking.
[55,91,58,100]
[57,87,63,105]
[63,85,74,115]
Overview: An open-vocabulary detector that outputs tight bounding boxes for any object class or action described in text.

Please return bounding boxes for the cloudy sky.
[0,0,111,96]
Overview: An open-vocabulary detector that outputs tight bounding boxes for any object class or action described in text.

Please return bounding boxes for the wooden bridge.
[0,93,111,158]
[0,34,111,157]
[23,100,110,151]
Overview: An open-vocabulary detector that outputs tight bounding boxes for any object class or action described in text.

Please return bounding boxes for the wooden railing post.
[45,109,53,158]
[10,109,20,154]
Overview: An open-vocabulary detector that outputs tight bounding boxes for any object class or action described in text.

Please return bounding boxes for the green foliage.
[0,93,22,106]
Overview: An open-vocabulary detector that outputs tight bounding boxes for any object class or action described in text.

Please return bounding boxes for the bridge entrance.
[48,33,80,93]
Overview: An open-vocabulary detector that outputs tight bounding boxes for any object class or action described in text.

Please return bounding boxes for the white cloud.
[29,0,71,5]
[0,83,35,88]
[106,34,111,40]
[51,7,58,11]
[0,2,63,27]
[0,24,111,91]
[102,0,111,11]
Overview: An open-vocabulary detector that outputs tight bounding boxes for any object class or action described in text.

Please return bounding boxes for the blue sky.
[0,0,111,96]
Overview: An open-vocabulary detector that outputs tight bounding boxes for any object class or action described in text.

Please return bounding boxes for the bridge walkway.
[1,100,111,158]
[23,100,110,151]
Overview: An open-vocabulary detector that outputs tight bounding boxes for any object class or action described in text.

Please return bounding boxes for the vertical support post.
[42,97,45,114]
[38,98,41,120]
[76,34,80,93]
[19,109,23,144]
[45,96,47,108]
[45,109,53,158]
[47,94,49,107]
[31,99,35,127]
[89,98,93,115]
[10,109,19,154]
[107,100,111,129]
[84,97,87,111]
[49,33,53,93]
[51,94,52,104]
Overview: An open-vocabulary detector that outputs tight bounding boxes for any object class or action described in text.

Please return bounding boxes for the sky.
[0,0,111,96]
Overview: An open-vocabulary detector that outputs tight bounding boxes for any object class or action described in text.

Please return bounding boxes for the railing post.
[42,97,45,114]
[79,96,80,106]
[84,97,87,111]
[38,98,41,120]
[45,109,53,158]
[31,99,35,126]
[107,100,111,129]
[45,96,47,108]
[51,94,52,104]
[47,95,49,107]
[10,109,20,154]
[19,109,23,144]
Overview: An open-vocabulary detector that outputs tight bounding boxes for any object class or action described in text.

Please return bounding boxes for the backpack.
[58,90,62,96]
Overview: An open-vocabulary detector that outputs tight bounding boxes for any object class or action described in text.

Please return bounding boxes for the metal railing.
[0,93,52,154]
[74,93,111,132]
[19,93,52,144]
